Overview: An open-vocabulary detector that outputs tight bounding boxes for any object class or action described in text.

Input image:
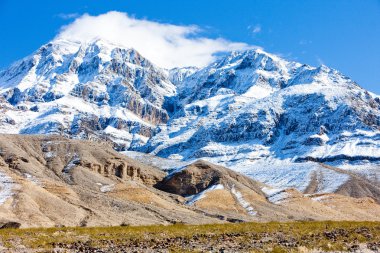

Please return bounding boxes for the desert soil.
[0,221,380,252]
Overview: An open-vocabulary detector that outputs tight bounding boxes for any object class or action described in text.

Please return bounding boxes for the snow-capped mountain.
[0,39,176,149]
[0,39,379,193]
[140,49,380,190]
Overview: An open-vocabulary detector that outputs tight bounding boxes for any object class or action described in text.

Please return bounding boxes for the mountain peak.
[0,38,177,149]
[0,39,379,196]
[214,48,288,68]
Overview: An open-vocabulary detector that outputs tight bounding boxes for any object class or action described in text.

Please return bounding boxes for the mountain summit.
[141,49,380,191]
[0,39,176,149]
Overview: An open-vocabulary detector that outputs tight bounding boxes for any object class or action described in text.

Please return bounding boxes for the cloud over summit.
[56,11,253,68]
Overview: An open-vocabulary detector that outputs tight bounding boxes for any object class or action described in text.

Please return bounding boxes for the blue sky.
[1,0,379,93]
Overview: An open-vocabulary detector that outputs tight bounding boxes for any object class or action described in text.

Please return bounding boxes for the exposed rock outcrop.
[0,39,176,149]
[156,160,264,197]
[0,221,21,229]
[0,135,379,228]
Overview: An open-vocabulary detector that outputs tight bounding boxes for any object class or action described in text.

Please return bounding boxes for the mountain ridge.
[0,38,379,197]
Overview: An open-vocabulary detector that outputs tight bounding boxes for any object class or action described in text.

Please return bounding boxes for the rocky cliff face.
[143,49,380,159]
[140,49,380,191]
[0,39,176,150]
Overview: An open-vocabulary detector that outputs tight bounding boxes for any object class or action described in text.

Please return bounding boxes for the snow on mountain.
[0,40,379,194]
[140,49,380,192]
[168,67,198,87]
[0,38,176,149]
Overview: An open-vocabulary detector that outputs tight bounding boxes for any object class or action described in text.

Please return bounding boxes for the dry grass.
[0,221,379,252]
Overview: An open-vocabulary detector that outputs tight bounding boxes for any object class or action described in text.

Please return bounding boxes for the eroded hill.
[0,135,379,228]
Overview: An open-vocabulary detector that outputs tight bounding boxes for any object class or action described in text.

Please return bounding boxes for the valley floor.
[0,221,379,252]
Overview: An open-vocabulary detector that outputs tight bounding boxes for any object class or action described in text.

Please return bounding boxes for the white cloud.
[55,11,254,68]
[56,13,80,20]
[248,25,261,34]
[252,25,261,34]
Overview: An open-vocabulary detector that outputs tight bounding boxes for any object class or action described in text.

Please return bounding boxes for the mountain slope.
[0,134,223,227]
[0,39,176,150]
[0,135,379,228]
[0,40,379,198]
[141,49,380,192]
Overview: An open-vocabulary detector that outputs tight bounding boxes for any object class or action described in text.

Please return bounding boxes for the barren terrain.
[0,134,379,228]
[1,221,380,252]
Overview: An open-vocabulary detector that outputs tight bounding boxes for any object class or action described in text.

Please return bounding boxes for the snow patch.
[311,195,331,202]
[122,151,191,172]
[309,133,329,142]
[231,186,257,215]
[243,85,274,99]
[99,184,115,193]
[24,173,41,186]
[185,184,224,205]
[239,161,350,194]
[0,172,15,205]
[44,151,56,159]
[262,187,289,204]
